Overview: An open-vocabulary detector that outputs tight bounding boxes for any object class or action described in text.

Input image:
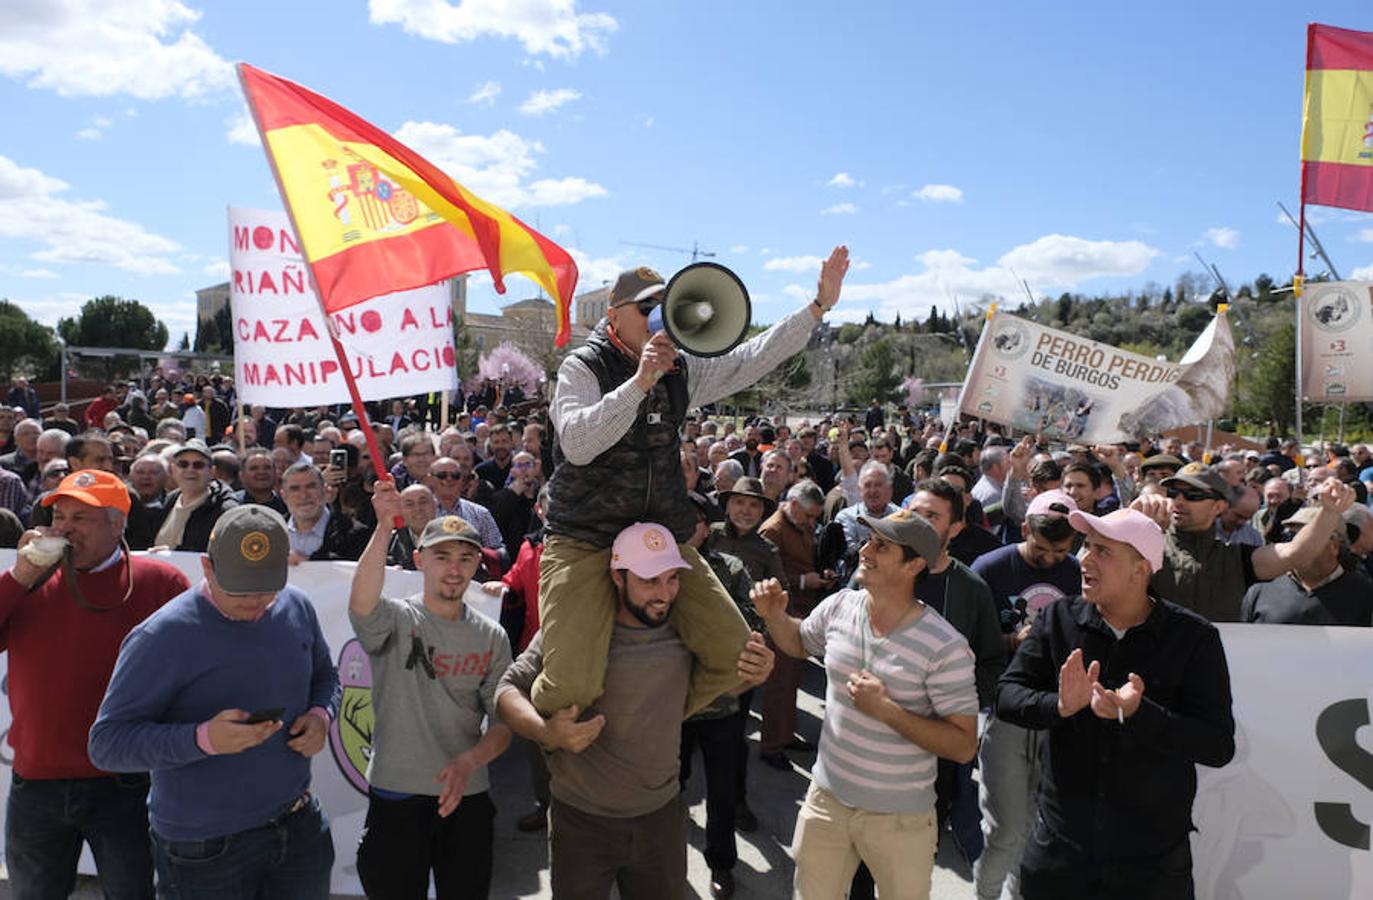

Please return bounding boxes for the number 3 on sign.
[1330,340,1346,352]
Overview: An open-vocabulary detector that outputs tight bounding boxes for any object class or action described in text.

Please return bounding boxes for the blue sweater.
[88,583,340,841]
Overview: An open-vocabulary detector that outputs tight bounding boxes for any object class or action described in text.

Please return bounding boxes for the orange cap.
[40,469,131,515]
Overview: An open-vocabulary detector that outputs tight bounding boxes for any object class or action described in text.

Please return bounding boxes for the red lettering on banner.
[264,366,283,387]
[253,321,272,341]
[320,360,339,382]
[233,270,246,294]
[272,320,290,341]
[333,311,356,335]
[361,310,382,333]
[366,357,385,378]
[236,319,250,341]
[279,229,299,255]
[400,308,419,331]
[429,306,453,328]
[233,227,251,251]
[298,318,319,341]
[282,267,305,295]
[442,346,455,367]
[411,349,430,371]
[389,352,409,376]
[257,271,278,294]
[285,362,307,385]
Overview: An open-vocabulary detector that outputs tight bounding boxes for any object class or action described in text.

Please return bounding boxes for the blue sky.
[3,1,1373,349]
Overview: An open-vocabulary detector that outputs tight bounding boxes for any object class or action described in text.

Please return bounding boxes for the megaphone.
[646,262,752,358]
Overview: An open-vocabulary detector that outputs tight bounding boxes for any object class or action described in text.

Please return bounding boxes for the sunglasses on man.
[430,471,473,482]
[611,296,663,317]
[1165,485,1218,503]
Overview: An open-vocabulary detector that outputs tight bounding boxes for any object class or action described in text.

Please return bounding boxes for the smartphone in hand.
[243,707,285,725]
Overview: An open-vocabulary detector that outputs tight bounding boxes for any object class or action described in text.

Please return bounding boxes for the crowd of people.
[1,247,1369,899]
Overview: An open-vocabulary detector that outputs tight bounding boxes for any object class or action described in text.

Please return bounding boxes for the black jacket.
[996,594,1234,861]
[306,510,370,562]
[128,481,239,551]
[545,322,692,547]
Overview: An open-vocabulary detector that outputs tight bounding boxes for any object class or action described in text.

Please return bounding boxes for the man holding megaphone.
[532,246,850,725]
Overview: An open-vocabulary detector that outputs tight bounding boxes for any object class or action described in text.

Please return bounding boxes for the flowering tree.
[902,376,926,408]
[467,340,543,394]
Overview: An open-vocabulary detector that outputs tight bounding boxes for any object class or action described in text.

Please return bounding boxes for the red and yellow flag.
[237,63,579,346]
[1301,24,1373,213]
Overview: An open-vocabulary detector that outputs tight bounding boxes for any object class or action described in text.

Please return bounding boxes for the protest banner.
[1299,280,1373,402]
[228,206,459,407]
[2,549,1369,897]
[958,309,1234,442]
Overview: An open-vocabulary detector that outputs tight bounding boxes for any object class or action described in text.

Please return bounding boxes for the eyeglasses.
[512,461,535,469]
[175,459,209,470]
[44,468,69,479]
[430,471,462,480]
[1165,486,1215,503]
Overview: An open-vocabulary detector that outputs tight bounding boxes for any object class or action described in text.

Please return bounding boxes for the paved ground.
[14,659,977,899]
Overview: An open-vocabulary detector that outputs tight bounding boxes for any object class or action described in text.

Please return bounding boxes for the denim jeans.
[973,714,1042,900]
[5,772,155,900]
[150,795,333,900]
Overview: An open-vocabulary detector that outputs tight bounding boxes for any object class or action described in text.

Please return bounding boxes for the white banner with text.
[228,206,459,408]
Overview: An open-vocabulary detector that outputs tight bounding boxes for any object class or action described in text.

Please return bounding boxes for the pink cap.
[611,522,691,579]
[1026,489,1075,519]
[1068,508,1165,573]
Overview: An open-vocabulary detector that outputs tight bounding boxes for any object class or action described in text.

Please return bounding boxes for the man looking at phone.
[280,461,370,563]
[90,504,340,899]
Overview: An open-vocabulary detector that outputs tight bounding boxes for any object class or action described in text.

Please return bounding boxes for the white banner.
[228,206,459,408]
[0,550,500,897]
[959,309,1234,442]
[1,550,1370,897]
[1299,280,1373,402]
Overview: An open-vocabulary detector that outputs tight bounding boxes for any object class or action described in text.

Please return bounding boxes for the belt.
[266,791,311,827]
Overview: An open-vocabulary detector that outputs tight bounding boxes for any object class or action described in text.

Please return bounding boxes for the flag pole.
[944,303,995,452]
[236,63,403,527]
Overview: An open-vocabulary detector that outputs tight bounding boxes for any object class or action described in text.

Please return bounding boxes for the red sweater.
[501,537,544,651]
[0,555,190,778]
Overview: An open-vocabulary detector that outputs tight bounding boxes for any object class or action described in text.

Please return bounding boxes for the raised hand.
[814,245,851,313]
[750,578,790,620]
[1091,672,1145,721]
[1057,648,1099,718]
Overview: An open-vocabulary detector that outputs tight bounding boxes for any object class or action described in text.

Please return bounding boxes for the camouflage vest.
[545,326,693,547]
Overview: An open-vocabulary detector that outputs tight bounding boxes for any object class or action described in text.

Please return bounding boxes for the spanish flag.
[237,63,579,346]
[1301,24,1373,213]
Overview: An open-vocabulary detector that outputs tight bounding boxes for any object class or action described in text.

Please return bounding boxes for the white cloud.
[0,154,181,275]
[568,248,629,287]
[835,235,1159,322]
[827,172,857,188]
[518,88,582,116]
[913,183,963,203]
[851,259,872,271]
[76,114,113,140]
[0,0,234,99]
[1352,263,1373,280]
[763,255,824,273]
[782,284,811,300]
[821,203,858,216]
[392,120,606,208]
[202,258,230,278]
[1350,228,1373,243]
[22,268,59,279]
[368,0,617,59]
[225,108,260,147]
[997,234,1157,285]
[729,244,748,254]
[468,80,501,105]
[1204,226,1240,249]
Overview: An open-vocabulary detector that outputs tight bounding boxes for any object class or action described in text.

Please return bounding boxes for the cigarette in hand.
[1117,707,1124,725]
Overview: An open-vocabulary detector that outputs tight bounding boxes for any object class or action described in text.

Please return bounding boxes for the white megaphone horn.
[647,262,752,358]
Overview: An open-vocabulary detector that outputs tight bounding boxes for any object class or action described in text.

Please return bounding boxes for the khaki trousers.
[531,534,751,717]
[791,782,936,900]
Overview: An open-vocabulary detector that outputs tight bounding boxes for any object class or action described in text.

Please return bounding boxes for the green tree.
[845,337,903,407]
[194,304,235,353]
[57,296,169,380]
[1239,322,1296,433]
[0,300,59,382]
